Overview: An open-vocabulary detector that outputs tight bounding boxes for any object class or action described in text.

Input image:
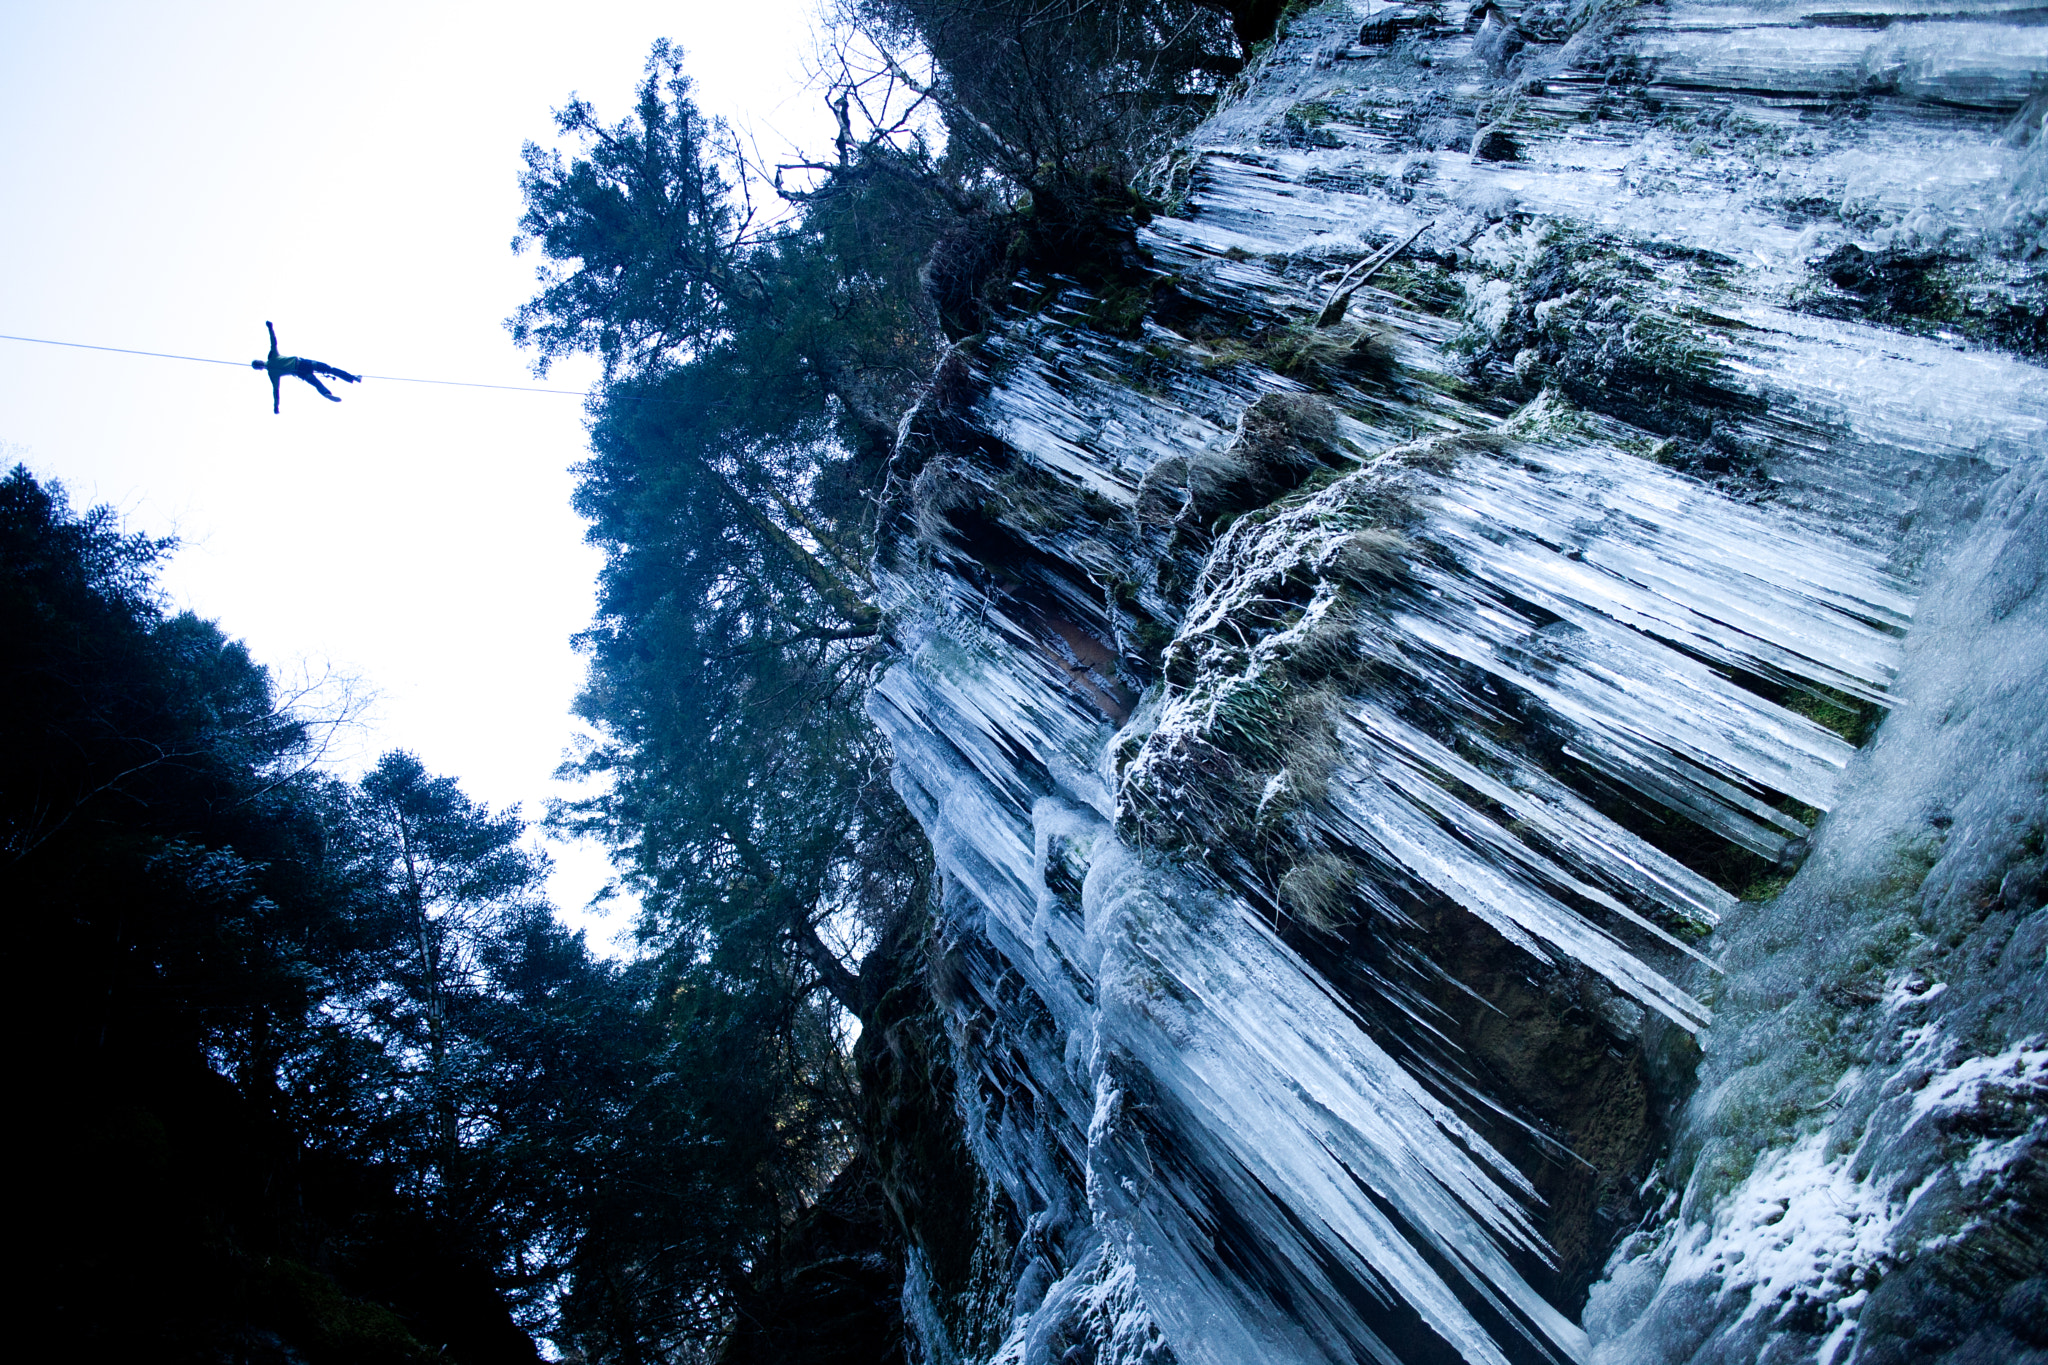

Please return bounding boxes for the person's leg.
[310,361,361,383]
[302,374,339,402]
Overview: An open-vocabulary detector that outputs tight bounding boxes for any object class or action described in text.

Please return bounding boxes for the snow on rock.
[1907,1041,2048,1131]
[1593,1129,1907,1362]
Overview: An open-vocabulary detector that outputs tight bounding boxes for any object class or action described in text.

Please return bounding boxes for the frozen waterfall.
[868,0,2046,1361]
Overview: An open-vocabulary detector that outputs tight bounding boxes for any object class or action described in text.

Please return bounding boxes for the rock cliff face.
[865,3,2046,1361]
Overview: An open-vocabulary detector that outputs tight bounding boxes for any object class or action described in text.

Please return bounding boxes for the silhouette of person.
[252,321,361,413]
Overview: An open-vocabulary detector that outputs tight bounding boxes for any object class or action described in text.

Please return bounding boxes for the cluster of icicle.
[876,408,1909,1365]
[869,0,2044,1361]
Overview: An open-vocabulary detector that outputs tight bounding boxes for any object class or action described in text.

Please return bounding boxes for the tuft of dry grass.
[912,456,986,545]
[1133,455,1193,526]
[1258,323,1401,384]
[1225,391,1347,507]
[1330,528,1415,586]
[1279,850,1359,932]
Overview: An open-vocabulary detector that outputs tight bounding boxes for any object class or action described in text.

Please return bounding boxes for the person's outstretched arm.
[266,320,280,361]
[271,373,282,414]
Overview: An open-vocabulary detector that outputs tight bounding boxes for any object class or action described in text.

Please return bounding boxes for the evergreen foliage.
[510,40,759,381]
[5,468,669,1361]
[502,6,1256,1356]
[851,0,1241,192]
[515,5,1243,1026]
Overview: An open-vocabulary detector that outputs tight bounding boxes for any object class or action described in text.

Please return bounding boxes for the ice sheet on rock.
[1175,85,2032,286]
[1582,446,2046,1365]
[880,610,1120,815]
[1142,428,1904,1020]
[1137,11,2046,553]
[1433,437,1912,696]
[1327,710,1720,1028]
[863,3,2044,1360]
[1380,443,1905,852]
[986,1241,1172,1365]
[878,651,1594,1364]
[1394,723,1737,940]
[975,322,1246,499]
[870,623,1115,940]
[1633,11,2048,108]
[1394,558,1849,856]
[1087,844,1591,1365]
[1721,305,2048,479]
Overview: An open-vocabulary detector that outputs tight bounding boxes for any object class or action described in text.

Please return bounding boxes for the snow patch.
[1907,1038,2048,1129]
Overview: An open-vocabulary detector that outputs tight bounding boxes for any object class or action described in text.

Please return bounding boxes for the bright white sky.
[0,2,837,951]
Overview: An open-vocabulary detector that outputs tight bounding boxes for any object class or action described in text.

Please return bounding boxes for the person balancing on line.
[252,321,361,413]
